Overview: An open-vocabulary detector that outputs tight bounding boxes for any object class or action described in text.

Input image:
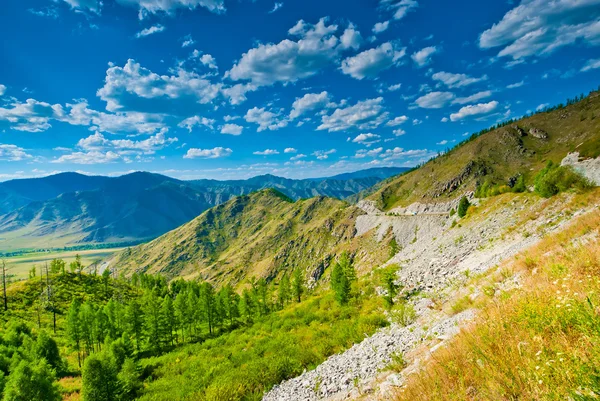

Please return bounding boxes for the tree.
[378,266,400,309]
[219,285,239,327]
[142,292,162,351]
[331,252,355,306]
[200,283,217,335]
[160,295,175,346]
[49,259,65,275]
[174,291,189,343]
[389,237,399,259]
[102,268,111,294]
[277,274,291,309]
[70,254,83,276]
[457,196,470,218]
[1,259,7,312]
[66,299,82,367]
[33,331,65,375]
[81,353,120,401]
[238,289,254,324]
[292,269,304,303]
[512,175,526,193]
[124,300,143,353]
[3,359,61,401]
[118,358,141,401]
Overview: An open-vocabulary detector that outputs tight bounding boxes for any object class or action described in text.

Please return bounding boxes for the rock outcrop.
[561,152,600,185]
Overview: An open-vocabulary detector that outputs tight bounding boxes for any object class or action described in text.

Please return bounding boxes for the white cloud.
[178,116,215,132]
[411,46,437,67]
[352,133,380,144]
[582,58,600,71]
[62,0,101,14]
[97,59,221,112]
[184,147,232,159]
[386,115,408,126]
[0,85,6,96]
[290,153,306,160]
[507,81,525,89]
[313,149,336,160]
[289,91,332,120]
[0,98,61,132]
[437,139,448,145]
[387,83,402,92]
[432,71,487,88]
[373,21,390,34]
[393,128,406,136]
[415,91,455,109]
[220,124,243,135]
[245,107,288,132]
[269,2,283,13]
[116,0,225,18]
[181,35,195,48]
[340,23,363,50]
[379,147,432,161]
[77,131,177,154]
[200,54,218,70]
[452,90,492,105]
[380,0,419,21]
[284,147,297,153]
[227,18,356,87]
[536,103,550,111]
[52,151,122,164]
[318,97,389,132]
[450,100,499,122]
[354,147,383,158]
[340,42,406,80]
[135,24,165,38]
[253,149,280,155]
[479,0,600,60]
[0,144,34,161]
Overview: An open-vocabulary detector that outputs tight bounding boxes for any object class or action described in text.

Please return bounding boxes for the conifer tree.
[160,295,175,346]
[278,274,291,308]
[124,300,143,353]
[81,352,120,401]
[66,299,82,367]
[292,269,304,303]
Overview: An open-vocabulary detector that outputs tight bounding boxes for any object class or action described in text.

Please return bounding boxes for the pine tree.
[124,300,143,353]
[160,295,175,346]
[457,196,471,218]
[239,289,254,324]
[278,274,291,309]
[66,299,82,367]
[3,359,61,401]
[174,290,189,343]
[331,252,354,306]
[219,285,240,327]
[81,353,120,401]
[292,269,304,303]
[200,283,216,335]
[33,331,65,375]
[49,259,65,275]
[142,292,162,351]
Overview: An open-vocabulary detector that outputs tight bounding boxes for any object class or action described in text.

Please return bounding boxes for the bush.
[534,161,591,198]
[512,175,527,193]
[457,196,470,218]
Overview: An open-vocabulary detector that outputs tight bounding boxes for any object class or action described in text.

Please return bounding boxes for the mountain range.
[0,167,407,250]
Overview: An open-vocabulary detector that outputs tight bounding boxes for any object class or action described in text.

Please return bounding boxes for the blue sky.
[0,0,599,181]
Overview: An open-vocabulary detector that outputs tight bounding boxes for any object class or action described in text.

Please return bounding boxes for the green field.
[3,248,125,280]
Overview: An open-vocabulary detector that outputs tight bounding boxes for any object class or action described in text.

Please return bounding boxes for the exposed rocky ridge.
[561,152,600,185]
[263,192,600,401]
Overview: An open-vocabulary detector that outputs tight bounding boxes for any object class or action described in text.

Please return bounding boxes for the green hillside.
[368,91,600,210]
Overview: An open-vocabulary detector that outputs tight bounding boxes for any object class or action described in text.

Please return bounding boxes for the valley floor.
[263,189,600,400]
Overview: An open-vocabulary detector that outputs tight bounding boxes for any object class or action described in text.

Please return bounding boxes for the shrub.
[512,175,527,193]
[457,196,470,218]
[390,302,416,326]
[534,161,591,198]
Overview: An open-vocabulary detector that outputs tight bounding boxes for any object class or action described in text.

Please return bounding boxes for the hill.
[111,189,370,285]
[0,170,399,251]
[367,92,600,210]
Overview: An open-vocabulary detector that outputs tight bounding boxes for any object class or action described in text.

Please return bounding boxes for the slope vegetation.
[368,91,600,210]
[113,189,366,285]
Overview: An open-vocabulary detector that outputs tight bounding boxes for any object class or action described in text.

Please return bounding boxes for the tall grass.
[396,207,600,400]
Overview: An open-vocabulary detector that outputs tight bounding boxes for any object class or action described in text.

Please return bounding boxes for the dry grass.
[395,203,600,401]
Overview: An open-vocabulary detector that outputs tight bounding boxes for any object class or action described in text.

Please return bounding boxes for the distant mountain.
[321,167,409,181]
[0,169,403,250]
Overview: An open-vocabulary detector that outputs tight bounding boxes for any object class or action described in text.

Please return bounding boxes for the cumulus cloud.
[478,0,600,60]
[432,71,487,88]
[253,149,280,156]
[340,42,406,80]
[450,100,499,122]
[135,24,165,38]
[380,0,418,21]
[177,116,215,132]
[77,131,177,154]
[184,147,232,159]
[116,0,225,18]
[452,90,492,105]
[220,124,243,135]
[181,35,195,48]
[393,128,406,136]
[52,151,122,164]
[318,97,389,132]
[97,59,221,112]
[379,147,432,161]
[352,133,380,145]
[62,0,101,14]
[387,83,402,92]
[0,85,6,96]
[284,147,297,153]
[0,144,34,161]
[373,21,390,34]
[289,91,332,120]
[386,115,408,126]
[245,107,288,132]
[354,147,383,158]
[313,149,336,160]
[411,46,437,67]
[507,81,525,89]
[227,18,358,87]
[415,91,455,109]
[340,23,363,50]
[582,58,600,71]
